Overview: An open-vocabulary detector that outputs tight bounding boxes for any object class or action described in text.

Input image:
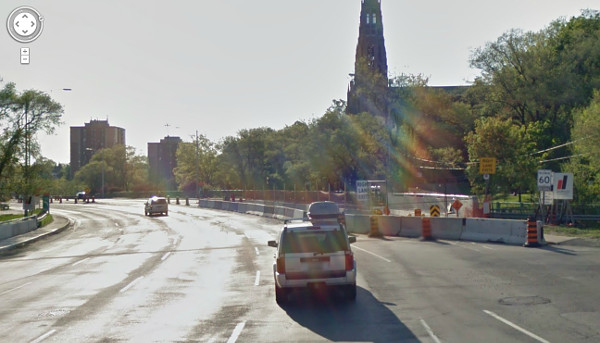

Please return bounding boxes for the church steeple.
[356,0,388,80]
[347,0,389,119]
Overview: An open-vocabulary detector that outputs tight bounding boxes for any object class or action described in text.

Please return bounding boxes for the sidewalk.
[544,233,600,247]
[0,214,72,254]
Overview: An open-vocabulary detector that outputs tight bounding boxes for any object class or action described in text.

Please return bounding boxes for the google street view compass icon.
[7,6,44,43]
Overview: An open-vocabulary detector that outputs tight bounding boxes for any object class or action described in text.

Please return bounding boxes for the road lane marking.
[30,329,56,343]
[172,237,179,246]
[420,319,442,343]
[115,223,120,227]
[72,258,90,266]
[161,252,171,261]
[446,241,481,252]
[120,276,144,293]
[255,247,260,256]
[482,245,496,250]
[352,246,392,263]
[483,310,551,343]
[0,282,32,296]
[226,322,246,343]
[254,271,260,286]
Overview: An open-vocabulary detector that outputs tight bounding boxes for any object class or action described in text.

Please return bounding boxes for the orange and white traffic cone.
[524,217,540,247]
[421,217,434,241]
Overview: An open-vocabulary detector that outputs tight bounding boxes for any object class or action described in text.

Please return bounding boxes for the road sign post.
[479,158,497,175]
[480,158,496,202]
[537,170,553,221]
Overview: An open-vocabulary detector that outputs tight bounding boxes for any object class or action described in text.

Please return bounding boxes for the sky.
[1,0,598,164]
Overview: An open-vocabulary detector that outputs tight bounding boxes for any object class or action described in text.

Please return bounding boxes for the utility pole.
[23,101,30,216]
[195,130,200,199]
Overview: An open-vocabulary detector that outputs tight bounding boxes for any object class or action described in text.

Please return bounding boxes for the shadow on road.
[541,245,578,256]
[281,287,420,343]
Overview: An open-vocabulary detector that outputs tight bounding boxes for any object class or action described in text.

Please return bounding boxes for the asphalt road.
[0,199,598,342]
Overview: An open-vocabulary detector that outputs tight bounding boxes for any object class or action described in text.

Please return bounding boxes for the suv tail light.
[276,257,285,274]
[345,251,354,271]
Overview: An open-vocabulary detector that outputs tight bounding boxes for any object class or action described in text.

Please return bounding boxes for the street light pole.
[23,101,30,216]
[195,130,200,199]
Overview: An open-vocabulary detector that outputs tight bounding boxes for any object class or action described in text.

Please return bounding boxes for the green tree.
[174,134,217,195]
[469,10,600,159]
[74,145,147,194]
[567,89,600,202]
[0,82,63,200]
[465,117,536,198]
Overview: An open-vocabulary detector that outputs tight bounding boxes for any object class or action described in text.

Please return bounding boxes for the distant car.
[144,196,168,216]
[267,206,357,304]
[76,191,86,200]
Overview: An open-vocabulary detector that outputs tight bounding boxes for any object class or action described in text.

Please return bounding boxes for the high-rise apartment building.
[148,136,182,191]
[70,120,126,177]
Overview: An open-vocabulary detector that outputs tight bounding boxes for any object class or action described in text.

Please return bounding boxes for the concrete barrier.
[0,217,38,240]
[378,216,402,236]
[430,217,463,240]
[196,200,531,245]
[345,214,370,234]
[293,209,305,219]
[262,206,274,217]
[462,218,526,244]
[400,217,422,238]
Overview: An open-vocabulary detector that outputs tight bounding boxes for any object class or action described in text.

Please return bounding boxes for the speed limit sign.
[537,169,553,191]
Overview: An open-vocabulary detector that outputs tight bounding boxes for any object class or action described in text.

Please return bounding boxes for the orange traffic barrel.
[421,217,434,241]
[368,216,383,238]
[415,209,421,217]
[524,217,540,247]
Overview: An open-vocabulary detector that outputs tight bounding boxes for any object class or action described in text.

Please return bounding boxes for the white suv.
[268,203,357,304]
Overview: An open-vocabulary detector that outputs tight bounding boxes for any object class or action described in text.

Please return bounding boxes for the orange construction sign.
[452,199,463,211]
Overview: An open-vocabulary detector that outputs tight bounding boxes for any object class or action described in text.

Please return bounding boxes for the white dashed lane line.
[119,276,144,293]
[484,310,551,343]
[420,319,442,343]
[30,329,56,343]
[352,245,392,263]
[254,271,260,286]
[226,322,246,343]
[0,282,32,296]
[161,252,171,261]
[255,247,260,256]
[72,257,90,266]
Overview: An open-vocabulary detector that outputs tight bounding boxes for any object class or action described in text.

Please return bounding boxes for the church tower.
[347,0,389,120]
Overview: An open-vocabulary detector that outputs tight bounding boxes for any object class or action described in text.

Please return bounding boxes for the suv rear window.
[152,199,167,204]
[281,230,348,254]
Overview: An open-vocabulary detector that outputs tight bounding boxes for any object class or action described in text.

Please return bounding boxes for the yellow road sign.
[479,157,497,174]
[430,205,440,217]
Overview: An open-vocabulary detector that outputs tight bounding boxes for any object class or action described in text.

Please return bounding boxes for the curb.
[0,215,73,255]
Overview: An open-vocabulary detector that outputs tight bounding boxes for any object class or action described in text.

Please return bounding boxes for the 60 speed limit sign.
[537,169,552,191]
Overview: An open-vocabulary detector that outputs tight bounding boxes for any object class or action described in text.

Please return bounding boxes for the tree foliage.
[0,82,63,197]
[465,10,600,199]
[74,145,148,194]
[174,134,218,194]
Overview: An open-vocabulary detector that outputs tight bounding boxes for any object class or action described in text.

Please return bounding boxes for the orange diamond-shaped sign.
[452,199,463,211]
